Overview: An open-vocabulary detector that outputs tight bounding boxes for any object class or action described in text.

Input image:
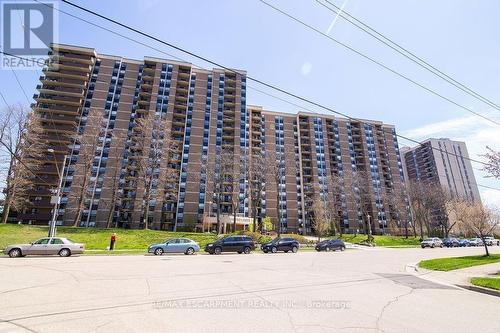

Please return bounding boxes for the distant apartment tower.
[247,106,409,235]
[21,43,247,230]
[401,138,480,202]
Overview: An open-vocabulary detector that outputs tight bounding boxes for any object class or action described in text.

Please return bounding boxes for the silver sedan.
[4,237,85,257]
[148,238,200,255]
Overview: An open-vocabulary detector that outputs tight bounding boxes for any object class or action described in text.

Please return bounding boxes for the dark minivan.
[205,236,256,255]
[261,237,299,253]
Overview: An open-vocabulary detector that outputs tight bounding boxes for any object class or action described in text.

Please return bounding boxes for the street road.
[1,246,499,332]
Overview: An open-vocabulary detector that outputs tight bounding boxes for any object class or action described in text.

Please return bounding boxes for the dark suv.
[205,236,255,255]
[261,237,299,253]
[443,238,459,247]
[315,239,346,252]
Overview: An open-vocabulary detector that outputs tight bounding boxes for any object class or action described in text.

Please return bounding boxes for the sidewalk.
[413,262,500,296]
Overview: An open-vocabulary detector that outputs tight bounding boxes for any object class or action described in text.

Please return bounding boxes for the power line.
[9,68,30,103]
[36,0,494,168]
[5,4,498,191]
[0,91,8,107]
[317,0,500,114]
[257,0,500,127]
[0,49,500,191]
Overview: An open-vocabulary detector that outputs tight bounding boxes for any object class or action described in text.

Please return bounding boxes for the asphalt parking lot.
[1,246,499,333]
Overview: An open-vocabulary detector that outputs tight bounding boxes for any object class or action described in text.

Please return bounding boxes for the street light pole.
[366,213,373,241]
[48,150,67,238]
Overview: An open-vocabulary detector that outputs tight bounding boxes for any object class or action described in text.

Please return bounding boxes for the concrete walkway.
[413,261,500,295]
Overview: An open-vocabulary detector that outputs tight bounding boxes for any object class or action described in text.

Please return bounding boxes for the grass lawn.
[419,254,500,271]
[470,277,500,291]
[338,234,421,247]
[0,224,217,251]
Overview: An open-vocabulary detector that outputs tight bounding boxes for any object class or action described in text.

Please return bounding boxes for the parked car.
[4,237,85,258]
[420,238,443,248]
[315,239,346,252]
[458,239,470,247]
[443,238,459,248]
[261,237,299,253]
[483,237,500,246]
[468,238,484,247]
[148,238,200,255]
[205,236,255,255]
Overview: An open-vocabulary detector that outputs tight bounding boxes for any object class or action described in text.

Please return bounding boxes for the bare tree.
[249,152,267,233]
[134,115,179,230]
[325,173,345,236]
[382,186,411,237]
[0,105,44,223]
[263,149,296,236]
[204,147,237,234]
[453,202,499,256]
[311,194,331,241]
[67,112,101,227]
[102,130,127,228]
[407,181,443,240]
[230,154,246,233]
[350,169,374,241]
[482,146,500,179]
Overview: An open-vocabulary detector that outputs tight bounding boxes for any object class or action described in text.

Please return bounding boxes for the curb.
[456,284,500,297]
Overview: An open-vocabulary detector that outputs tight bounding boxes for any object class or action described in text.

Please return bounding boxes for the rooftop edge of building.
[248,104,395,128]
[49,43,246,75]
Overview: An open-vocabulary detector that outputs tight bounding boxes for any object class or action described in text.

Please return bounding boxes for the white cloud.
[401,111,500,209]
[481,188,500,210]
[300,61,312,76]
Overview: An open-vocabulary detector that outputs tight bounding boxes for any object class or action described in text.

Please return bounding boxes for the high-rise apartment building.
[248,106,409,234]
[22,44,247,230]
[16,44,410,234]
[401,138,480,202]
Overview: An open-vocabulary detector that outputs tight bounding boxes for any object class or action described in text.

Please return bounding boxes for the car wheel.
[154,248,163,256]
[291,246,298,253]
[243,246,251,254]
[340,246,346,251]
[271,246,277,254]
[440,244,443,248]
[263,250,268,253]
[431,244,435,248]
[58,248,71,257]
[185,247,195,255]
[8,248,22,258]
[237,251,242,254]
[214,247,222,255]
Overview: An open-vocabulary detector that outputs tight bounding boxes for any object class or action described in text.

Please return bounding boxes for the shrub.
[258,235,273,244]
[281,233,307,244]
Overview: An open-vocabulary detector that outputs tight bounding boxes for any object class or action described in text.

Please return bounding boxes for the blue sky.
[2,0,500,207]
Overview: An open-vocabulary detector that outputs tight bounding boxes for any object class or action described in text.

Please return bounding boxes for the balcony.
[35,95,82,107]
[40,79,85,89]
[50,54,93,65]
[43,67,89,81]
[37,87,84,98]
[50,63,92,74]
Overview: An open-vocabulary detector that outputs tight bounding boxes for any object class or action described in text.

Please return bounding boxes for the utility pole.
[48,149,67,238]
[366,213,373,242]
